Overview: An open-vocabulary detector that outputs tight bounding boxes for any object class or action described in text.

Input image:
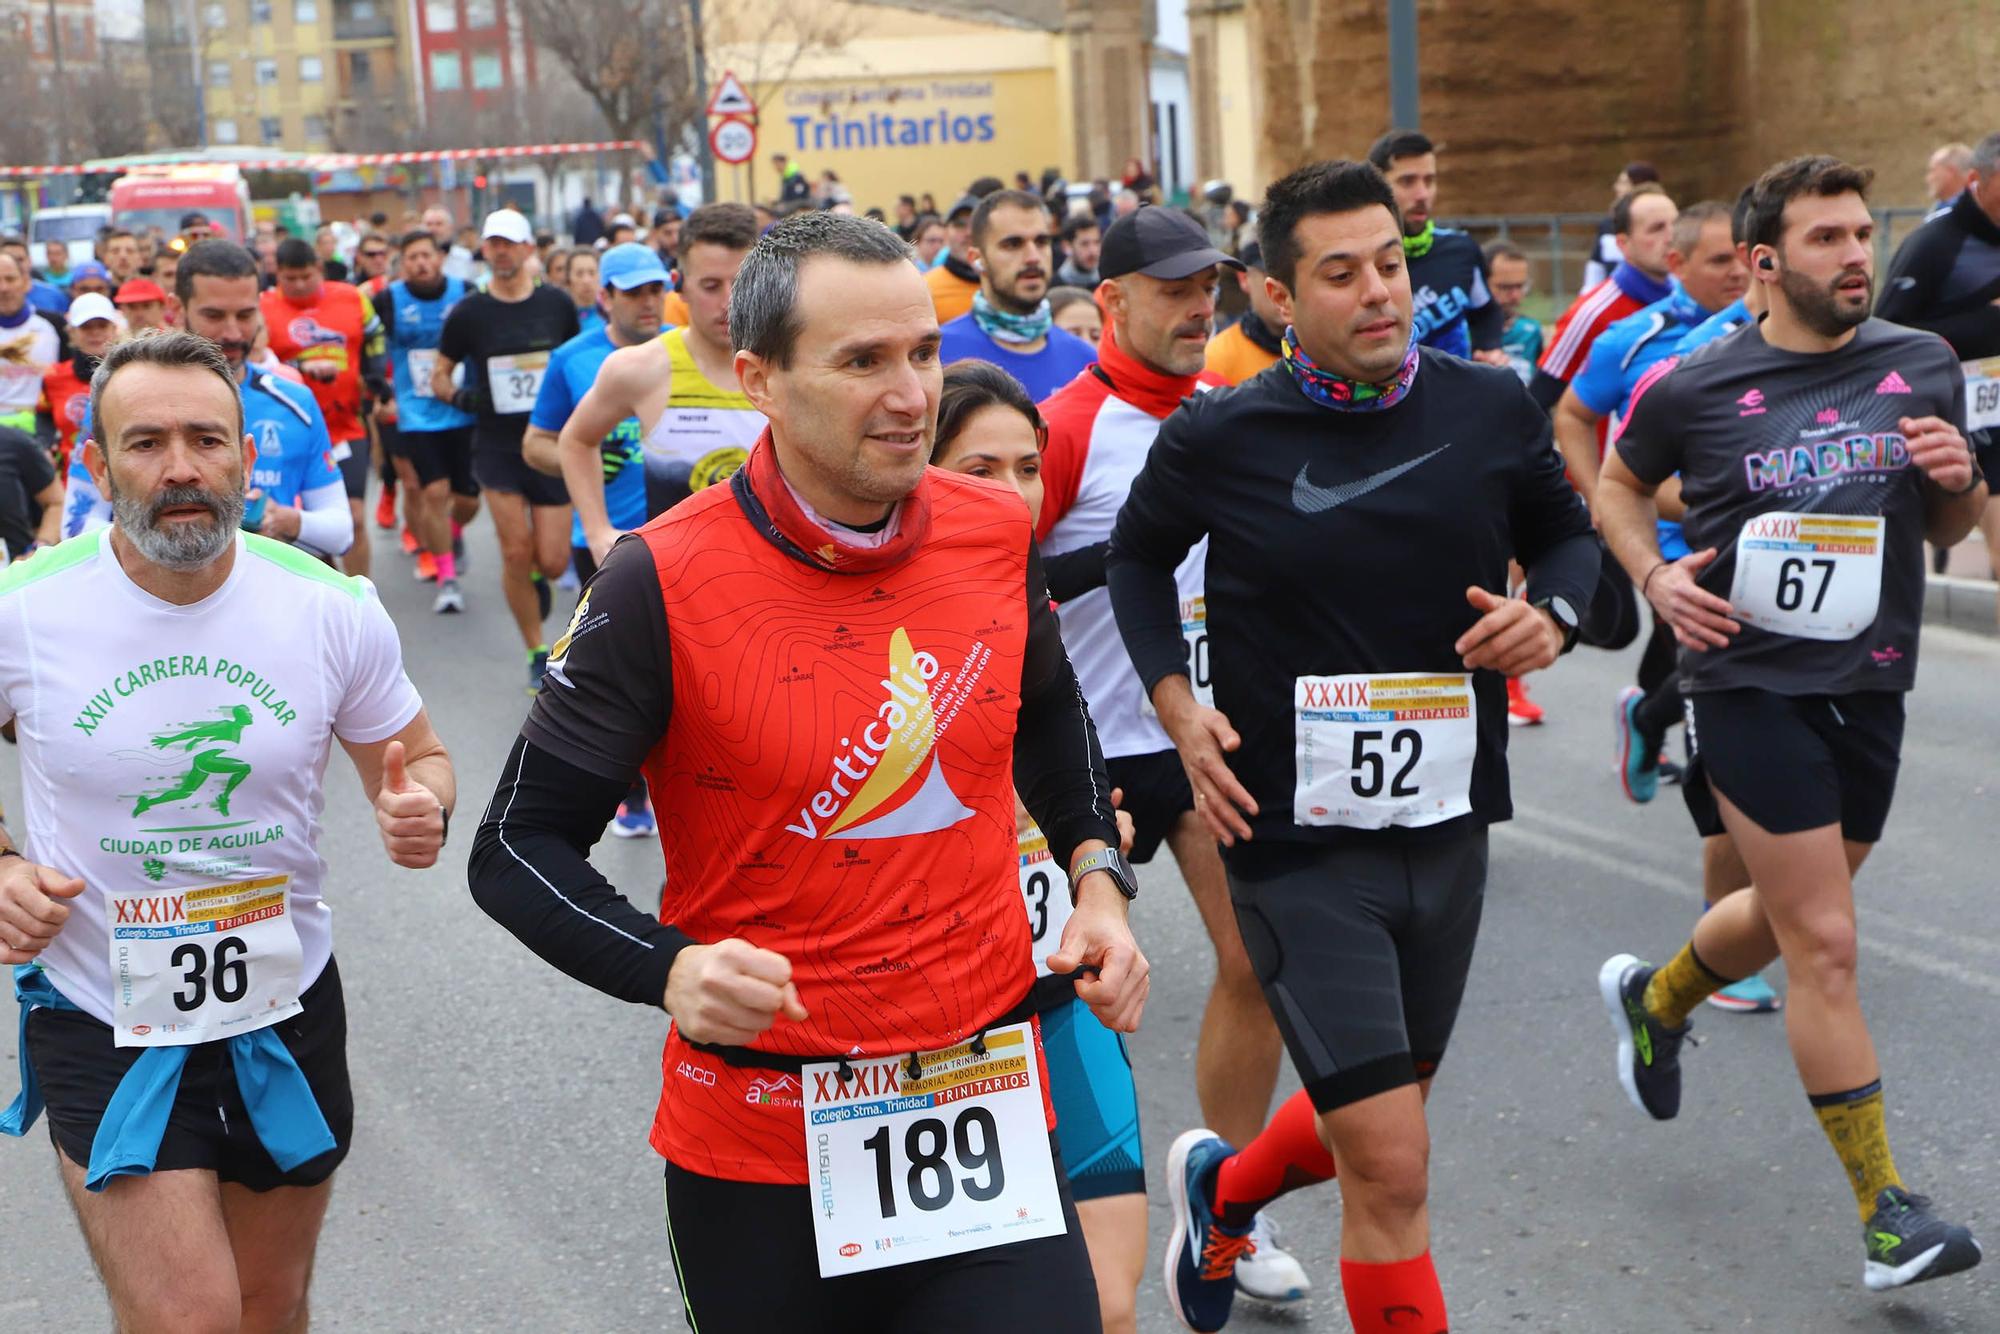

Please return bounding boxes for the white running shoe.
[432,579,465,614]
[1234,1210,1311,1303]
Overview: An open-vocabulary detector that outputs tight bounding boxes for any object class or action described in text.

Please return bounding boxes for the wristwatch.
[1068,847,1139,905]
[1533,595,1581,654]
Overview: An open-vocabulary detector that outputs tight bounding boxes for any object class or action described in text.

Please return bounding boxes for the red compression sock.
[1212,1088,1337,1226]
[1339,1251,1448,1334]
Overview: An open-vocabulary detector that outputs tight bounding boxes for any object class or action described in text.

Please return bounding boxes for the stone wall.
[1240,0,1999,215]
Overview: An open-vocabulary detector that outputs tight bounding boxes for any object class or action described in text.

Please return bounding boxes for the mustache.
[147,484,228,523]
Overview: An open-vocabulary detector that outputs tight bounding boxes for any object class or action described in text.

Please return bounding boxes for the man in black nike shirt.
[1109,159,1597,1334]
[1596,154,1986,1293]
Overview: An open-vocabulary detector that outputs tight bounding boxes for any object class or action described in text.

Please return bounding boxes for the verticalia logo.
[784,627,972,840]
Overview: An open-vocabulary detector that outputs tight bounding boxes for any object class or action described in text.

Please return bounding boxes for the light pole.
[688,0,715,202]
[1388,0,1418,130]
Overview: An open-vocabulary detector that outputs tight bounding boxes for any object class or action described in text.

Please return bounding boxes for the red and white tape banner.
[0,140,648,179]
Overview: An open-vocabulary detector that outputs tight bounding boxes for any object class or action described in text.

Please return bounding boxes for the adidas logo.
[1875,370,1912,395]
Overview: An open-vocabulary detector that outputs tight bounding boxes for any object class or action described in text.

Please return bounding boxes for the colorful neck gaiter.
[972,290,1053,345]
[1281,326,1421,412]
[1402,220,1436,260]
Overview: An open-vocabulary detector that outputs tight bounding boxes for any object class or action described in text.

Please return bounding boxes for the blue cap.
[70,260,110,283]
[599,242,671,292]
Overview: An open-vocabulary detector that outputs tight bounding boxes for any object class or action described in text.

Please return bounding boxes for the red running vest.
[640,438,1050,1183]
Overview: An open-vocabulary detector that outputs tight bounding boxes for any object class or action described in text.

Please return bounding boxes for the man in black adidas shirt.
[1108,159,1596,1334]
[1595,155,1985,1293]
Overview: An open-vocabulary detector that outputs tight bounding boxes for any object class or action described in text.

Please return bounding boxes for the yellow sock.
[1811,1080,1901,1221]
[1641,941,1729,1028]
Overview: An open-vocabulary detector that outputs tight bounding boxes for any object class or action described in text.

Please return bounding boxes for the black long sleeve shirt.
[1106,351,1599,843]
[469,533,1119,1009]
[1876,190,2000,360]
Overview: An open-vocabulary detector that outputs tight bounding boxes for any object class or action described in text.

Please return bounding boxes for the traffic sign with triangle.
[707,71,756,118]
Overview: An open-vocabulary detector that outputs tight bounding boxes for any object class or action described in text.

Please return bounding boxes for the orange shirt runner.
[261,280,383,444]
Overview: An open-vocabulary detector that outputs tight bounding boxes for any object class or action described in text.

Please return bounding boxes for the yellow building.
[707,0,1074,211]
[182,0,412,151]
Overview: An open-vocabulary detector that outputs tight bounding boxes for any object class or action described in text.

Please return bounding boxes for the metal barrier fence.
[1441,206,1938,313]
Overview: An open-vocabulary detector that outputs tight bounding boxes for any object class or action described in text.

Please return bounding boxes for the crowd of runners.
[2,125,1998,1333]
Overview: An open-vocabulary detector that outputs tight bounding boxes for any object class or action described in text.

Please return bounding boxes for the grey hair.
[89,329,243,453]
[1972,133,2000,180]
[729,212,917,369]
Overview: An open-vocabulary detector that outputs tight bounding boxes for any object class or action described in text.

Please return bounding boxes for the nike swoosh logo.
[1291,445,1451,514]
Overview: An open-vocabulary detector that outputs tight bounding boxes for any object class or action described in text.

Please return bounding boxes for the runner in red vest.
[470,212,1146,1333]
[262,238,386,579]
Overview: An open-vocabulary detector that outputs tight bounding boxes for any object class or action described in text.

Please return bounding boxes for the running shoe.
[1863,1187,1983,1291]
[432,579,464,615]
[1705,972,1782,1013]
[1234,1211,1310,1303]
[400,527,421,555]
[532,571,552,622]
[1614,686,1660,804]
[414,551,439,583]
[1598,953,1688,1121]
[374,481,397,529]
[1506,677,1544,726]
[611,802,657,839]
[1163,1128,1250,1333]
[528,647,550,695]
[1658,756,1685,786]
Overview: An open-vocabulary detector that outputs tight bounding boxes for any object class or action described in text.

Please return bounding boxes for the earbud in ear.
[1758,256,1774,271]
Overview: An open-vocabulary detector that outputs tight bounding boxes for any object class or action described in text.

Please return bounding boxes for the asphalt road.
[5,518,1998,1332]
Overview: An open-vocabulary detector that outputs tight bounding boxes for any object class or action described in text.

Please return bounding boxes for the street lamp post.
[1388,0,1419,130]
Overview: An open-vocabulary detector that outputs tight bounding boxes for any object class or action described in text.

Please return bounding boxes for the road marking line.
[1493,820,2000,999]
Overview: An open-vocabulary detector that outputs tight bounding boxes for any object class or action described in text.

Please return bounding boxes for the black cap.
[1237,240,1263,270]
[179,211,211,229]
[1099,207,1244,282]
[946,194,980,222]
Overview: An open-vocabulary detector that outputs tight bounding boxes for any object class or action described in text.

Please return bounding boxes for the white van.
[29,204,111,268]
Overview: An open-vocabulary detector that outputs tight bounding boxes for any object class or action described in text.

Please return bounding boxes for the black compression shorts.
[474,443,569,507]
[1102,749,1193,864]
[661,1135,1101,1333]
[401,427,478,496]
[1683,688,1904,842]
[1223,831,1487,1112]
[24,960,354,1192]
[334,439,371,501]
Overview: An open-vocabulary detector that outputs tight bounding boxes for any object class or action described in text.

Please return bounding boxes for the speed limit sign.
[711,117,756,166]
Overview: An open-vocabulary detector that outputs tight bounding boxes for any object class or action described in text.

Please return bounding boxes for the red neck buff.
[737,430,933,573]
[1093,318,1200,419]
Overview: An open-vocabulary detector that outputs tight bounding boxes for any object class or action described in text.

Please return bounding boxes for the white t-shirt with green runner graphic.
[0,530,422,1039]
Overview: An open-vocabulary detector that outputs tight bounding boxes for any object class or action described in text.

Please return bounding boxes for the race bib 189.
[106,872,303,1047]
[1294,673,1476,829]
[803,1023,1066,1276]
[1728,511,1884,641]
[1018,826,1074,979]
[487,352,549,415]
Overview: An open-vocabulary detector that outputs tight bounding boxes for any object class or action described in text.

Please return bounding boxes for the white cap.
[68,292,118,326]
[480,209,533,244]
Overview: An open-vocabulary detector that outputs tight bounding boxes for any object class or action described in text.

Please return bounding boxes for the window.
[299,54,322,81]
[350,51,373,89]
[303,114,329,143]
[295,0,317,20]
[471,52,501,89]
[208,59,231,87]
[213,119,239,144]
[204,2,226,27]
[28,14,45,54]
[464,0,494,27]
[349,0,375,16]
[260,115,283,142]
[255,58,278,84]
[252,0,270,19]
[429,50,461,90]
[422,0,454,31]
